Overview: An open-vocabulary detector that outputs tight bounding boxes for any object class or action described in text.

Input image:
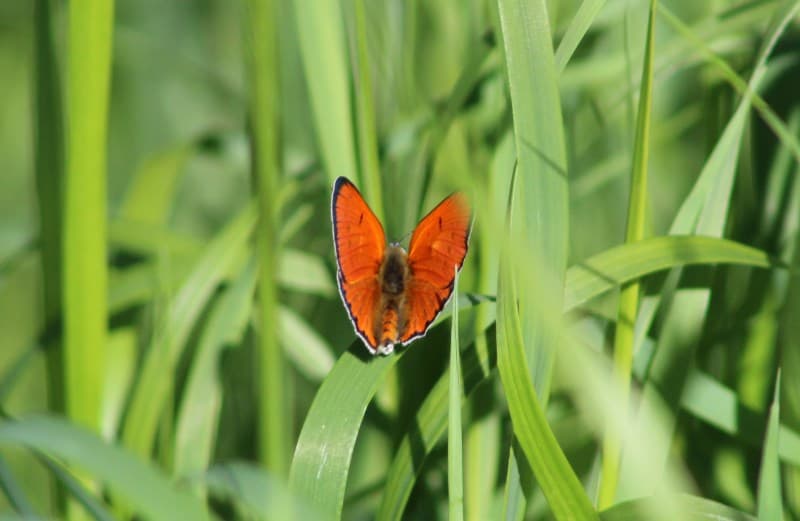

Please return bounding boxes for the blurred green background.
[1,0,800,519]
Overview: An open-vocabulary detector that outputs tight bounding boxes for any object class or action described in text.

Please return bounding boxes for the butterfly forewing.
[400,193,470,343]
[331,177,386,351]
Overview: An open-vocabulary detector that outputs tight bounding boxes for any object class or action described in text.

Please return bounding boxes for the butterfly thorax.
[380,245,408,295]
[375,245,410,348]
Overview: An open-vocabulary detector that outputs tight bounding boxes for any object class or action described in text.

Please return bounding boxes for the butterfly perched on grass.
[331,177,470,355]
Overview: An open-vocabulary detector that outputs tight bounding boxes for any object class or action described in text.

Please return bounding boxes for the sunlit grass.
[0,1,798,520]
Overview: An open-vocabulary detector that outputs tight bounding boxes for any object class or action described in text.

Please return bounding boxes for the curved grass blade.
[122,205,256,459]
[564,236,774,311]
[291,304,488,520]
[37,453,116,521]
[288,346,397,519]
[497,254,598,520]
[0,416,210,521]
[0,455,36,517]
[173,259,257,477]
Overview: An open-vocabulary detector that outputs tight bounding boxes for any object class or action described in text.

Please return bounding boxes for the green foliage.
[1,0,799,520]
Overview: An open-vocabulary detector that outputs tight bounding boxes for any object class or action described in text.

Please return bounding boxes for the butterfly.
[331,177,471,355]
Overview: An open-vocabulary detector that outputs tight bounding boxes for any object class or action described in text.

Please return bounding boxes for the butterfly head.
[376,342,395,356]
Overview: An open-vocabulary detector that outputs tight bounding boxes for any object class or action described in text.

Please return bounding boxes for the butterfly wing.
[400,192,470,344]
[331,177,386,352]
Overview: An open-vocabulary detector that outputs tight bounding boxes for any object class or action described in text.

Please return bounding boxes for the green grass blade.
[497,253,597,520]
[599,0,655,506]
[564,236,775,311]
[631,81,759,354]
[33,0,64,419]
[289,347,397,519]
[122,205,256,459]
[0,455,36,517]
[278,249,336,297]
[0,416,209,521]
[278,306,335,382]
[350,0,384,222]
[559,0,779,91]
[64,0,113,431]
[106,245,329,322]
[617,5,798,500]
[448,272,464,521]
[0,346,38,411]
[401,35,493,233]
[657,2,800,168]
[376,325,494,521]
[173,259,257,477]
[757,372,782,520]
[502,448,527,521]
[293,0,358,185]
[680,370,800,467]
[495,0,572,510]
[100,329,136,440]
[37,453,116,521]
[243,0,289,477]
[600,494,757,521]
[554,0,607,73]
[203,462,320,519]
[118,145,191,225]
[497,0,568,399]
[109,221,202,259]
[464,132,512,521]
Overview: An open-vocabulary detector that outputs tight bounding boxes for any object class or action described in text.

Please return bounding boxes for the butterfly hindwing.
[331,177,386,352]
[400,192,470,344]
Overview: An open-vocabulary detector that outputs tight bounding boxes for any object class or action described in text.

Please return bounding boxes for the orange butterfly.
[331,177,471,355]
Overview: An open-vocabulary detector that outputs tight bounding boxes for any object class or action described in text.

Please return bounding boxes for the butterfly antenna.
[393,230,413,246]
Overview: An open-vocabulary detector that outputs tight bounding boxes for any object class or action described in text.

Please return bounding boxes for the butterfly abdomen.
[379,304,400,345]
